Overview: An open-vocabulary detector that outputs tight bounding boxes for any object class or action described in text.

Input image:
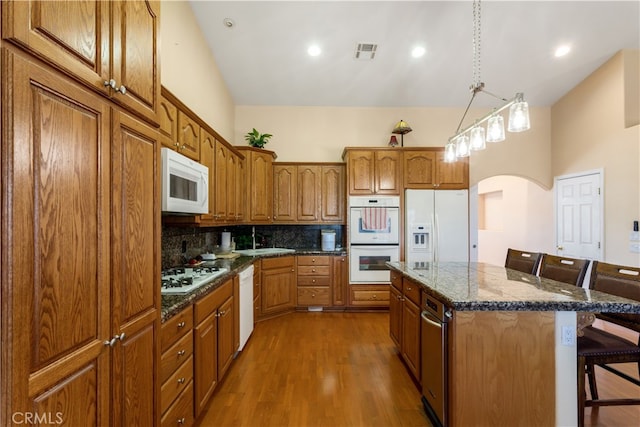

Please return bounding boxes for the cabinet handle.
[311,294,316,298]
[180,144,186,150]
[177,377,186,385]
[177,350,186,357]
[341,258,345,262]
[116,332,126,342]
[291,269,294,272]
[116,84,126,95]
[312,279,316,283]
[312,269,316,273]
[178,418,186,425]
[312,259,316,263]
[177,321,186,328]
[372,294,377,299]
[103,79,126,94]
[104,337,117,347]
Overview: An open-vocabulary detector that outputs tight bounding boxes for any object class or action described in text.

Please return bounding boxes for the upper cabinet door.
[111,0,160,124]
[347,150,375,194]
[321,165,345,223]
[403,150,437,189]
[2,0,111,92]
[374,150,401,195]
[3,0,160,124]
[177,110,200,160]
[435,151,469,189]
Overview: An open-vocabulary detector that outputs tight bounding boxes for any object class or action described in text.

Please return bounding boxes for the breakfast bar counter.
[387,261,640,313]
[387,261,640,427]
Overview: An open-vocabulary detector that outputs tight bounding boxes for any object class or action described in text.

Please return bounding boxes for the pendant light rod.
[448,93,524,142]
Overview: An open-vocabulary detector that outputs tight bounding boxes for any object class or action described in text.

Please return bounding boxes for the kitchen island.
[387,261,640,427]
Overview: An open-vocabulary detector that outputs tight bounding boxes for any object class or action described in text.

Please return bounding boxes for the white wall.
[161,1,235,142]
[477,176,555,266]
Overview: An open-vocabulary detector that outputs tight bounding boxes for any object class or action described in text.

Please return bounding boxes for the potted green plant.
[244,128,272,148]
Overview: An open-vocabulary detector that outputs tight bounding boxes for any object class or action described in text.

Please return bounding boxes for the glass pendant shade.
[469,126,486,151]
[444,141,457,163]
[486,114,505,142]
[508,100,530,132]
[455,134,470,158]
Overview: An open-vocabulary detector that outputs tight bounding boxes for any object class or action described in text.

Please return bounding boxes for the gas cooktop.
[161,265,229,295]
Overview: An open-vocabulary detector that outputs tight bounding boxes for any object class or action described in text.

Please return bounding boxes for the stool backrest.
[538,254,589,286]
[505,248,543,275]
[589,261,640,333]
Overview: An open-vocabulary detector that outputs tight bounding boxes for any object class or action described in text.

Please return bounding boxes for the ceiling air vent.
[355,43,377,60]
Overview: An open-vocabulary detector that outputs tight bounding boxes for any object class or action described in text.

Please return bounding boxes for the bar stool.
[504,248,543,275]
[577,261,640,426]
[538,254,589,286]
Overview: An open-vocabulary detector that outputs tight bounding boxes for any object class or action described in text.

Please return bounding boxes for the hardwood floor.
[198,312,430,427]
[197,312,639,427]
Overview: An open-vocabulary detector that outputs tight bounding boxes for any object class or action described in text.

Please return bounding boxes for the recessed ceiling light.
[554,44,571,58]
[411,46,426,58]
[308,45,321,57]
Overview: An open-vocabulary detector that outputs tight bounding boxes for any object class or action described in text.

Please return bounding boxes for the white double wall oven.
[348,196,400,284]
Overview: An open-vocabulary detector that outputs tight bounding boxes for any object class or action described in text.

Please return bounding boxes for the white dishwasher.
[238,264,254,351]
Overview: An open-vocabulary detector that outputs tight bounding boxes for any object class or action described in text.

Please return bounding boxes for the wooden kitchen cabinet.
[199,128,217,222]
[401,279,422,381]
[237,147,276,223]
[389,275,421,381]
[159,94,179,148]
[3,0,161,124]
[332,255,348,306]
[273,164,298,222]
[296,256,331,307]
[273,163,345,224]
[343,148,401,195]
[297,165,322,222]
[177,110,201,160]
[403,148,469,189]
[260,256,296,317]
[349,285,390,307]
[193,279,235,418]
[389,273,403,347]
[160,306,194,427]
[253,262,262,322]
[321,165,346,223]
[2,52,161,426]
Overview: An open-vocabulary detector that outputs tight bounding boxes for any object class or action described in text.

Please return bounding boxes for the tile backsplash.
[162,224,344,269]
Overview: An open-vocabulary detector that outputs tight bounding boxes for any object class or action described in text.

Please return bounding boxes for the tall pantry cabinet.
[0,1,161,426]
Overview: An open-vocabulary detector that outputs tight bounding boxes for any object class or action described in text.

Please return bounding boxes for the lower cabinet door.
[217,296,236,380]
[389,285,403,348]
[194,312,218,417]
[402,299,422,380]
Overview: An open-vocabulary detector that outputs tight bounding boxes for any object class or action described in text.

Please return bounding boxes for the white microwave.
[161,147,209,214]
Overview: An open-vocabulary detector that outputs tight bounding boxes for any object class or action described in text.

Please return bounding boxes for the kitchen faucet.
[252,226,256,250]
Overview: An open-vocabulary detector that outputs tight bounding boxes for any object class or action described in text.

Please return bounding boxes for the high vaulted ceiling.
[188,1,640,108]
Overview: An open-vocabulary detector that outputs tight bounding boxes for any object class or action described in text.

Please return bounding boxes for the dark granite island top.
[387,261,640,313]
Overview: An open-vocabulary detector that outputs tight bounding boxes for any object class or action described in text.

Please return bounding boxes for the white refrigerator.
[405,189,469,266]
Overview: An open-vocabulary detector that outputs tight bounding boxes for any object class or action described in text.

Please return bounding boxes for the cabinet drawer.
[297,265,330,276]
[403,279,422,306]
[297,255,330,266]
[161,330,194,384]
[262,256,294,270]
[161,305,193,351]
[297,276,331,287]
[350,286,390,307]
[297,287,330,306]
[161,354,194,414]
[194,279,232,325]
[161,380,194,427]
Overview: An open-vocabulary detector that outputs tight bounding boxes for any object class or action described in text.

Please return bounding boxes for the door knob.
[557,246,564,250]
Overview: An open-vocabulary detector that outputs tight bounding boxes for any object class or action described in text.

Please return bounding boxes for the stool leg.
[578,356,586,427]
[587,362,598,400]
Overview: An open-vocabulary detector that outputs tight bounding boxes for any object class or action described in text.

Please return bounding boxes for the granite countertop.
[161,248,348,322]
[387,261,640,313]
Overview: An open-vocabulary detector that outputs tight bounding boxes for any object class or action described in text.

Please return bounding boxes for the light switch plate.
[630,231,640,242]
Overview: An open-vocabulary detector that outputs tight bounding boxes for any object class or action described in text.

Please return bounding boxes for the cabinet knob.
[104,337,117,347]
[312,279,316,283]
[372,294,377,299]
[178,418,186,425]
[116,84,126,95]
[312,259,316,263]
[104,79,117,90]
[291,269,294,272]
[407,287,412,291]
[177,377,186,385]
[311,294,316,298]
[312,269,316,273]
[177,350,186,357]
[116,332,126,342]
[177,321,186,328]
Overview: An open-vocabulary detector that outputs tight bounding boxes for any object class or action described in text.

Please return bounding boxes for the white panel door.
[555,171,602,260]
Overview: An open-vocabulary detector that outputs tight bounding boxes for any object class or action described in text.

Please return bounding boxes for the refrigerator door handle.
[433,213,438,262]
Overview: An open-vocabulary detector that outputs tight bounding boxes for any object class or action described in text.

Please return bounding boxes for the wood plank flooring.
[197,312,430,427]
[197,312,640,427]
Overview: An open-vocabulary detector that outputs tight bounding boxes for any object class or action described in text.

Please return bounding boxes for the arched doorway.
[471,175,556,266]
